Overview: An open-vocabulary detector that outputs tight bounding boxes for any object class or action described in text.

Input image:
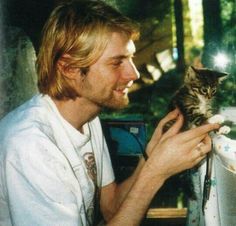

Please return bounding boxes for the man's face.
[75,32,140,109]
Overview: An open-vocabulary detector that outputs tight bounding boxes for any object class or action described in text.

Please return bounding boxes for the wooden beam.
[146,208,187,219]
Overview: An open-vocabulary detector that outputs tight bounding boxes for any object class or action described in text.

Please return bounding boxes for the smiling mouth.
[115,87,128,95]
[115,81,133,95]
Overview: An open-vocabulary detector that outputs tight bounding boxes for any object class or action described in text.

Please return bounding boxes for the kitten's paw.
[207,114,225,124]
[217,125,231,135]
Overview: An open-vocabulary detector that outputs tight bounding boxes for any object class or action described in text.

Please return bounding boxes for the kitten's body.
[167,66,228,199]
[172,86,212,129]
[170,66,227,130]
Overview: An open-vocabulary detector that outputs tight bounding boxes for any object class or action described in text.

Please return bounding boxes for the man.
[0,1,219,226]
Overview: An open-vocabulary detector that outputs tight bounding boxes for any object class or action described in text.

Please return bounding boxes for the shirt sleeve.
[101,135,115,187]
[90,118,115,188]
[4,136,84,226]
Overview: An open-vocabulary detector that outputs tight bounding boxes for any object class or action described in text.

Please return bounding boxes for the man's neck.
[52,97,101,131]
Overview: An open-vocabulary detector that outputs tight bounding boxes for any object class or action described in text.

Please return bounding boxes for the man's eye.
[112,61,122,67]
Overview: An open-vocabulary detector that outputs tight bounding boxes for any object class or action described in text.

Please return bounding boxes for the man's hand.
[145,111,220,181]
[146,108,182,155]
[106,111,219,226]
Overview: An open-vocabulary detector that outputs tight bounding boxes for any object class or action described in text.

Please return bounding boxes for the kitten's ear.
[184,66,197,82]
[216,71,228,83]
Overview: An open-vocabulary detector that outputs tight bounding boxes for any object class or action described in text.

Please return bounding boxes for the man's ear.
[57,54,81,80]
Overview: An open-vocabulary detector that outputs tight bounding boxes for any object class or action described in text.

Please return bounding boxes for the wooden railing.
[146,208,187,219]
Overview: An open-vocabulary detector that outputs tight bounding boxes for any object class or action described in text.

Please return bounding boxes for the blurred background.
[0,0,235,225]
[0,0,235,131]
[101,0,236,137]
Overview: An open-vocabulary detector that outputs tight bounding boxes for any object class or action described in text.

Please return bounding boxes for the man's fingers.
[150,109,181,144]
[158,108,180,128]
[188,134,206,148]
[184,135,212,167]
[179,123,220,142]
[161,113,184,140]
[193,137,212,163]
[201,134,212,146]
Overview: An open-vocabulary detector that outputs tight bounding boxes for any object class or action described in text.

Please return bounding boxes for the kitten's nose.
[207,94,212,99]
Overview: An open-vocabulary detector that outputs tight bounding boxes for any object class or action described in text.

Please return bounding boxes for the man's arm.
[99,109,182,221]
[99,156,146,221]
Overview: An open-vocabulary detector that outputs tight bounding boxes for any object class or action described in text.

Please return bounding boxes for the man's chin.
[103,97,129,110]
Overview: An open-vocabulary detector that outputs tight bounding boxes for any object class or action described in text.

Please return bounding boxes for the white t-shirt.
[0,95,115,226]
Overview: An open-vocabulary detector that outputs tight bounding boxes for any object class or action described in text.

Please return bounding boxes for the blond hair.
[36,0,139,100]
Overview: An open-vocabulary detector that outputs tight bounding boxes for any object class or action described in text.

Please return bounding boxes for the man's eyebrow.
[108,54,134,61]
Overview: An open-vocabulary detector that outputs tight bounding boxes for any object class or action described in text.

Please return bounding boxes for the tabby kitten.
[167,66,228,199]
[169,66,228,130]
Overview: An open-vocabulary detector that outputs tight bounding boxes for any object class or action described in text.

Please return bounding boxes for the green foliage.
[101,0,235,207]
[104,0,171,20]
[221,0,235,28]
[215,0,236,108]
[216,78,236,107]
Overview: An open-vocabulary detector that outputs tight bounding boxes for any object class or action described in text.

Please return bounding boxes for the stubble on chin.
[102,94,129,110]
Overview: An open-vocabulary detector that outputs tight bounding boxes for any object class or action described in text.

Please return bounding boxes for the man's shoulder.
[0,120,52,155]
[0,121,57,167]
[0,95,53,150]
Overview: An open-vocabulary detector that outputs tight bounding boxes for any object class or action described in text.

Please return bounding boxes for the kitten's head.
[184,66,228,99]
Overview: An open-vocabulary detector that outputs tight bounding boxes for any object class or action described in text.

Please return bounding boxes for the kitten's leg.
[217,126,231,135]
[207,114,231,134]
[207,114,225,124]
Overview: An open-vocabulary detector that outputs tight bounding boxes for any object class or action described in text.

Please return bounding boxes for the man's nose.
[123,60,140,81]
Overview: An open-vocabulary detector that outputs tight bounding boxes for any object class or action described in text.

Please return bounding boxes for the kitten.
[166,66,230,199]
[169,66,229,131]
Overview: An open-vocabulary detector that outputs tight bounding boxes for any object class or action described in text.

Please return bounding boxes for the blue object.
[102,120,147,156]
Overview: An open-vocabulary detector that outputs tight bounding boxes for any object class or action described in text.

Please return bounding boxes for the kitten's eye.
[201,87,207,94]
[212,88,216,95]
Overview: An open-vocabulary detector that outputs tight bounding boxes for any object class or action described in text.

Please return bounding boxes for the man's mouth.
[115,81,133,95]
[115,87,128,95]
